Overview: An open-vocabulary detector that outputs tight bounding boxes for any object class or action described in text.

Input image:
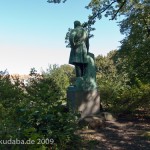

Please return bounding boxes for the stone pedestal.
[67,86,100,118]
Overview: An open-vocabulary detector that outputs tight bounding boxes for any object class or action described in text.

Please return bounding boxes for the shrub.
[0,70,79,150]
[112,82,150,113]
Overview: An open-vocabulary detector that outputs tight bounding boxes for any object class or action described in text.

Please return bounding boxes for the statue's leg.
[75,64,82,77]
[81,63,87,76]
[75,63,87,77]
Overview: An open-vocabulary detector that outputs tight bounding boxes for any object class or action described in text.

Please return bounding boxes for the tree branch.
[90,1,116,21]
[110,0,127,20]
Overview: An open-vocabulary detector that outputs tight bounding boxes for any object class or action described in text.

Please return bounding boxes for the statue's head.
[74,20,81,28]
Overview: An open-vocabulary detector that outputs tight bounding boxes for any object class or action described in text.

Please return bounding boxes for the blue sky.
[0,0,124,74]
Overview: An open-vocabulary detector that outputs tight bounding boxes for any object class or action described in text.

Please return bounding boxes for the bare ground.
[77,115,150,150]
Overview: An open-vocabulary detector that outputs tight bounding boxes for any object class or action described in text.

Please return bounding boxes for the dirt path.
[77,118,150,150]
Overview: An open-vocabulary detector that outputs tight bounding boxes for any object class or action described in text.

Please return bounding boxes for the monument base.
[67,86,100,118]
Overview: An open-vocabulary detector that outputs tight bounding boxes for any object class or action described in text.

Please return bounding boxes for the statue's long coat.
[69,26,89,65]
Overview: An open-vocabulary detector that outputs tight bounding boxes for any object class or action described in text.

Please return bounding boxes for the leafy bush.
[42,64,75,101]
[96,51,130,109]
[0,70,79,150]
[97,76,150,114]
[96,52,150,114]
[112,82,150,113]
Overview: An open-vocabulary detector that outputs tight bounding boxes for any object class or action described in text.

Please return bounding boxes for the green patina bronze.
[69,21,89,64]
[69,21,97,91]
[67,21,100,117]
[69,21,89,77]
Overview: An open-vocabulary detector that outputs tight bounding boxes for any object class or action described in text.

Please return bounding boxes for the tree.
[95,50,130,109]
[114,0,150,83]
[0,68,79,150]
[48,0,150,82]
[47,0,150,112]
[48,0,150,55]
[42,64,75,100]
[95,51,150,113]
[48,0,149,27]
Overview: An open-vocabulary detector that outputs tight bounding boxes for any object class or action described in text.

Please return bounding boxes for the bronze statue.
[67,21,100,118]
[69,20,89,77]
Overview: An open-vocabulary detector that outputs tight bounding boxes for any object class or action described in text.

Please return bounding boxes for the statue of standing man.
[69,20,89,77]
[67,21,100,117]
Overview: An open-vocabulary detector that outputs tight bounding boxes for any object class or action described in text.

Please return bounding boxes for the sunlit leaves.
[48,0,150,82]
[117,0,150,83]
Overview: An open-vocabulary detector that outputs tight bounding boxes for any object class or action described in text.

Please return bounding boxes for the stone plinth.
[67,86,100,118]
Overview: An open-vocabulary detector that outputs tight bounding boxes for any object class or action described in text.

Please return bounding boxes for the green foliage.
[96,51,150,113]
[96,51,130,109]
[0,72,24,108]
[88,0,150,84]
[116,1,150,83]
[112,82,150,113]
[1,1,150,147]
[42,64,75,100]
[0,71,26,149]
[0,68,79,150]
[85,0,150,22]
[48,0,150,24]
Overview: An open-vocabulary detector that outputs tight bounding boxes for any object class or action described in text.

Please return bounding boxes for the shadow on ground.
[77,117,150,150]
